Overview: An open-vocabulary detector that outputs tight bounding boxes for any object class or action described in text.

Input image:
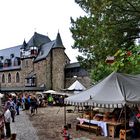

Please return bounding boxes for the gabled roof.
[27,32,51,48]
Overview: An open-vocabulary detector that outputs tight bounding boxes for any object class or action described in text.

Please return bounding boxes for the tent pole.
[64,103,66,126]
[124,105,127,139]
[88,106,91,133]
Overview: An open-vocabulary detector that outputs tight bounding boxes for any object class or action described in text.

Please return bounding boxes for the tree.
[70,0,140,82]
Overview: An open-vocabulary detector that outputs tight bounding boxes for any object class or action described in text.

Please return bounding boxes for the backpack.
[9,105,14,112]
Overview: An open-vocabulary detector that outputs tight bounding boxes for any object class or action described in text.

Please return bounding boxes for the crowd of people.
[0,93,39,139]
[0,92,66,139]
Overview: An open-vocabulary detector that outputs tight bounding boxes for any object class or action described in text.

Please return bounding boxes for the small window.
[8,73,11,83]
[2,74,5,83]
[16,72,20,83]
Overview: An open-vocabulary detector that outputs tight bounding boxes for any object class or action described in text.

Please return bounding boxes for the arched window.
[8,73,11,83]
[2,74,5,83]
[16,72,20,83]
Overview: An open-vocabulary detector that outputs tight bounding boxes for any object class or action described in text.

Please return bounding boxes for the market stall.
[64,72,140,139]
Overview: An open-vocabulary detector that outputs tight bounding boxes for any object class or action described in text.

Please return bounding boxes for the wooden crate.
[119,129,131,140]
[108,125,115,138]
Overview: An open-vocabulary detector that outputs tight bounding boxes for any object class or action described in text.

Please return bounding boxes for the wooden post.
[64,103,66,126]
[124,105,127,140]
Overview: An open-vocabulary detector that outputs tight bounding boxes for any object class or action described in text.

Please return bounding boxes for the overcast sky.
[0,0,85,62]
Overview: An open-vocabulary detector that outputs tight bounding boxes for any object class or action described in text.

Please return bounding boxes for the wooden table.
[77,118,124,138]
[107,122,123,138]
[77,118,108,136]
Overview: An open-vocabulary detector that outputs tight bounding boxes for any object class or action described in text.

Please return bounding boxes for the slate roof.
[0,32,68,69]
[0,45,21,59]
[65,62,80,69]
[34,41,54,62]
[53,32,65,49]
[27,32,51,48]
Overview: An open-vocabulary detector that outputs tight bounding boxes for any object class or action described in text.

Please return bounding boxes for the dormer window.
[0,56,4,60]
[10,54,14,58]
[14,57,20,66]
[0,61,3,68]
[4,59,11,67]
[30,46,38,56]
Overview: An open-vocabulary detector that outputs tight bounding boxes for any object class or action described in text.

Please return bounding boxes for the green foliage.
[111,45,140,74]
[71,0,140,82]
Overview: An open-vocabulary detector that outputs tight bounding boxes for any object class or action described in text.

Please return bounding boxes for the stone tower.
[51,32,67,91]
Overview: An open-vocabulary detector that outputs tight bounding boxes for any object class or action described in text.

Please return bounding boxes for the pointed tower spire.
[23,39,27,47]
[21,39,27,49]
[53,32,65,49]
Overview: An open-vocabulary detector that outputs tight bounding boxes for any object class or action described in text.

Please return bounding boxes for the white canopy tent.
[43,90,70,96]
[43,90,56,94]
[67,80,86,91]
[65,72,140,108]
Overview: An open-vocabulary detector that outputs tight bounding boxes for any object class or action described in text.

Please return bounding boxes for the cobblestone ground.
[11,110,39,140]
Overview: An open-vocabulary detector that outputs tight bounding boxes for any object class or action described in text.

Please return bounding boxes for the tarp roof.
[65,72,140,108]
[67,80,86,91]
[43,90,70,96]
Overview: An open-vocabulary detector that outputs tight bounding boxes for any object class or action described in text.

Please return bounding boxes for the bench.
[76,123,101,136]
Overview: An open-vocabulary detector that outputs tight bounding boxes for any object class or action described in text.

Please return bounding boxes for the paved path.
[11,110,39,140]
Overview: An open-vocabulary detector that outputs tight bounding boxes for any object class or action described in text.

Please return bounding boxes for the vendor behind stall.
[129,111,139,139]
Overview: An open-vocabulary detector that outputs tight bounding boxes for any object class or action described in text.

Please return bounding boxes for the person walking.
[16,97,21,115]
[0,111,5,139]
[30,96,36,116]
[9,100,16,122]
[4,107,11,138]
[34,97,38,114]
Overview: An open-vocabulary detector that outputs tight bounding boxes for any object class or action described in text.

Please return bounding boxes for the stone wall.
[34,57,51,90]
[0,70,22,87]
[52,48,67,91]
[20,58,34,85]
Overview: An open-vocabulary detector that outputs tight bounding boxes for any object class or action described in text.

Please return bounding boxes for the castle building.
[0,32,91,93]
